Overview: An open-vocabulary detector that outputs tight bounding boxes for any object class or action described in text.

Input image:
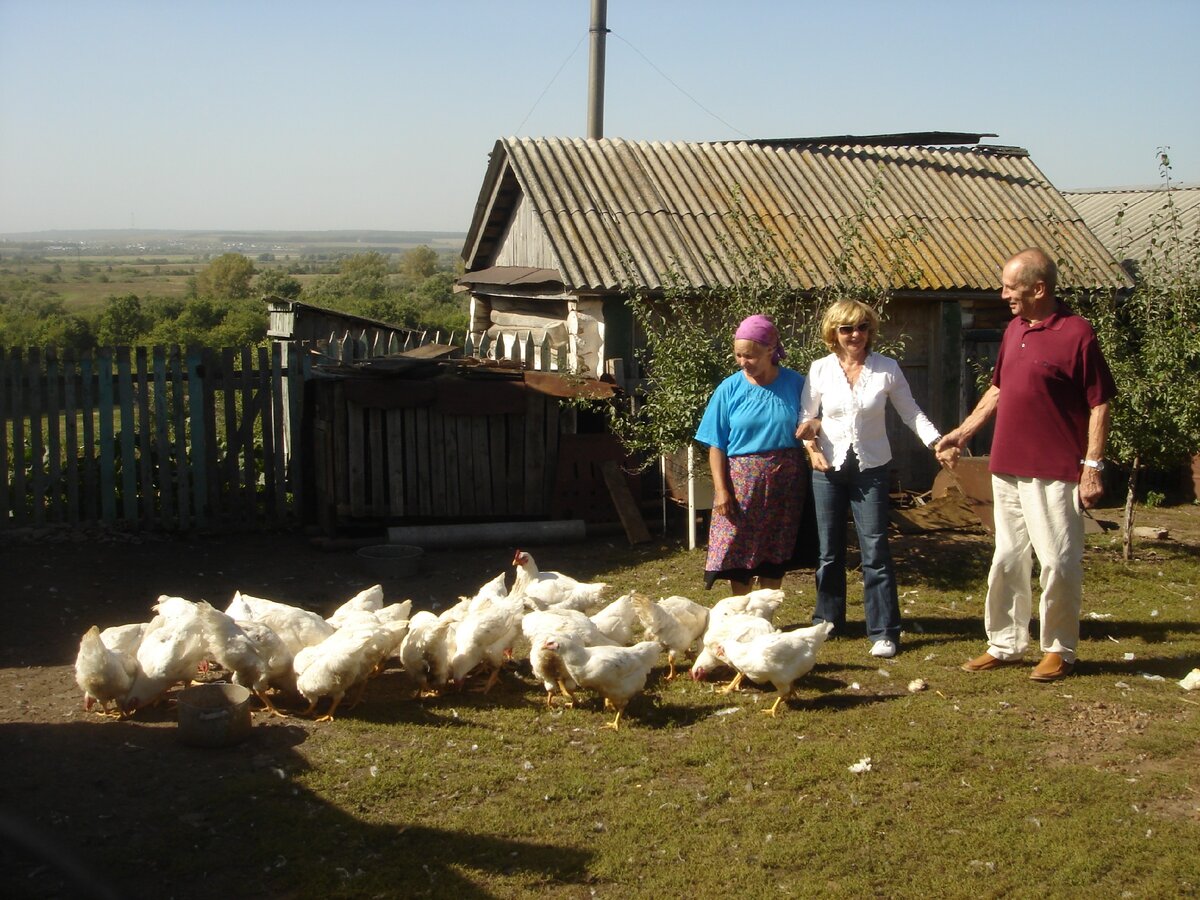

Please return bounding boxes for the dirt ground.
[1,503,1196,897]
[0,522,684,898]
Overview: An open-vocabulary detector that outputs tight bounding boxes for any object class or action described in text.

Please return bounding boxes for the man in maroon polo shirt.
[937,248,1116,682]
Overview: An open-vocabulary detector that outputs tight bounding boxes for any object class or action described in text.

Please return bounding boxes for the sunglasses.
[837,322,871,335]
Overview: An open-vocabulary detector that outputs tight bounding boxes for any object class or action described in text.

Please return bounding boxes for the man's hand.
[1079,466,1104,509]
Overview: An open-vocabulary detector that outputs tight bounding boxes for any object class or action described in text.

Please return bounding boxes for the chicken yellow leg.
[315,694,344,723]
[718,672,745,694]
[254,689,288,718]
[764,690,792,717]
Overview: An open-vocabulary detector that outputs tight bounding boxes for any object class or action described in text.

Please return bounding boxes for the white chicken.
[716,621,834,716]
[511,549,608,614]
[235,619,298,699]
[631,592,709,680]
[193,601,286,716]
[539,635,661,730]
[74,625,139,716]
[690,589,785,683]
[465,571,509,606]
[334,608,411,683]
[374,599,413,626]
[398,610,455,694]
[691,612,777,683]
[325,583,385,628]
[294,619,392,721]
[225,590,335,657]
[98,622,148,657]
[125,596,208,712]
[448,592,525,691]
[590,593,638,646]
[521,608,621,706]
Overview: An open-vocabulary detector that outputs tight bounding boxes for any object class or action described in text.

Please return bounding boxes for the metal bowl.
[177,682,253,748]
[356,544,423,579]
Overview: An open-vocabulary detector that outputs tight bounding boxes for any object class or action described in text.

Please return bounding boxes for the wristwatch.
[1080,459,1106,472]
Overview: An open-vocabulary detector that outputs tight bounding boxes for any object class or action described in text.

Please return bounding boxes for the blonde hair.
[820,299,881,352]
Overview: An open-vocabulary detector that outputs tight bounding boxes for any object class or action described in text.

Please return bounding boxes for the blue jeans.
[811,450,901,644]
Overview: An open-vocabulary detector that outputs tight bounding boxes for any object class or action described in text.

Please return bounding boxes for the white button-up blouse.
[800,352,941,471]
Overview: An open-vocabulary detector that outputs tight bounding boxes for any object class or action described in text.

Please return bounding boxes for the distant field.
[0,229,466,313]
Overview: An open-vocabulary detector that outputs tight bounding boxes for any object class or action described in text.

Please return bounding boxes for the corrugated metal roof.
[1064,185,1200,262]
[463,137,1132,294]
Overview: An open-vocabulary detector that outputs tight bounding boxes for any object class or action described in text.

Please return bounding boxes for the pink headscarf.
[734,314,785,363]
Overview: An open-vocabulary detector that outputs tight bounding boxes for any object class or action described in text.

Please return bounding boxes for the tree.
[195,252,256,300]
[1074,150,1200,559]
[610,182,921,464]
[96,294,149,345]
[399,245,439,281]
[256,267,303,300]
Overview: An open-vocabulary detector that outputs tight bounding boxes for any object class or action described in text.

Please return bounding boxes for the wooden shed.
[458,133,1134,490]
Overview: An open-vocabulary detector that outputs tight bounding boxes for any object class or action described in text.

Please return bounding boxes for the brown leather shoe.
[1029,652,1074,682]
[961,652,1017,672]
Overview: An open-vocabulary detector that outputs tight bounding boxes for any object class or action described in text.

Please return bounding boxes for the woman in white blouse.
[797,299,944,659]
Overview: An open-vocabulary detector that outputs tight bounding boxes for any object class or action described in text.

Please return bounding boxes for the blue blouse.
[695,367,805,457]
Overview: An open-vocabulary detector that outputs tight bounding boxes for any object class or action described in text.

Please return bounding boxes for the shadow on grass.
[0,717,593,900]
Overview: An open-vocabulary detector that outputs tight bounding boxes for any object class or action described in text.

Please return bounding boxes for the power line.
[610,30,750,139]
[514,31,587,135]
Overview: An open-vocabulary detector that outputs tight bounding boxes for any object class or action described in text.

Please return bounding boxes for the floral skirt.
[704,448,805,588]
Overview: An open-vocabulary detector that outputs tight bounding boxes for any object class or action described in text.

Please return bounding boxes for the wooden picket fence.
[316,326,570,372]
[0,345,309,531]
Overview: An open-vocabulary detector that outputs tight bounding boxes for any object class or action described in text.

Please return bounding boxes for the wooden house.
[458,133,1134,490]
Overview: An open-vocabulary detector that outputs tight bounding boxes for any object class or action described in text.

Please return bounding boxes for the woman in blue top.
[695,315,806,594]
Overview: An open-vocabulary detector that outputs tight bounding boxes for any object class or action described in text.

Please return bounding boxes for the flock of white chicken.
[74,548,833,731]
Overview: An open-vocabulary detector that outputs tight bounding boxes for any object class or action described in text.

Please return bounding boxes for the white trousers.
[984,474,1084,663]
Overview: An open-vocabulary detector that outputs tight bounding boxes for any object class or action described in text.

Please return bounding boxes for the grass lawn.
[2,503,1197,898]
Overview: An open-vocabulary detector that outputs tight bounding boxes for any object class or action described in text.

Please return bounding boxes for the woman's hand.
[808,447,831,473]
[795,418,821,441]
[711,487,736,518]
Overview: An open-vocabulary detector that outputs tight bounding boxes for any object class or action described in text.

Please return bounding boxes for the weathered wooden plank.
[456,413,476,516]
[332,381,349,518]
[402,407,419,516]
[44,347,64,522]
[135,348,155,525]
[25,349,46,524]
[96,348,116,522]
[441,410,460,516]
[347,401,366,519]
[415,407,432,516]
[427,410,446,517]
[368,406,385,515]
[311,382,336,533]
[239,347,256,525]
[488,413,506,512]
[600,459,653,544]
[9,351,29,525]
[267,343,287,521]
[152,347,174,528]
[197,347,217,528]
[0,351,11,524]
[116,347,138,522]
[385,408,405,516]
[523,392,545,515]
[505,411,524,515]
[284,346,305,519]
[469,414,490,515]
[79,353,97,522]
[172,346,191,528]
[62,349,80,524]
[543,397,560,511]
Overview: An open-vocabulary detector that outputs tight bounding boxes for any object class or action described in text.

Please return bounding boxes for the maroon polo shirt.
[990,304,1116,482]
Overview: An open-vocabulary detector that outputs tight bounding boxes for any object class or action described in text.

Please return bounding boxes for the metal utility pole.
[587,0,608,139]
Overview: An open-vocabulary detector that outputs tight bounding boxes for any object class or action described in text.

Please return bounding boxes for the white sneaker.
[869,639,897,658]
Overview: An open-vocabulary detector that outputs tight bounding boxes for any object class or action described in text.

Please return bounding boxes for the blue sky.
[1,0,1197,234]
